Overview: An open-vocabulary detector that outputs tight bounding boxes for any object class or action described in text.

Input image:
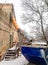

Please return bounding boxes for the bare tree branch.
[21,0,48,43]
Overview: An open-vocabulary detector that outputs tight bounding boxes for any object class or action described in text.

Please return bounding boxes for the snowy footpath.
[0,55,28,65]
[0,45,28,65]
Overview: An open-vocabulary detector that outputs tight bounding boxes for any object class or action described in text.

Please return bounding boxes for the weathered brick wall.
[0,4,19,50]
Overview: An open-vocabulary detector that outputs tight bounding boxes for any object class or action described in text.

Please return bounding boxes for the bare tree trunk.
[40,15,48,45]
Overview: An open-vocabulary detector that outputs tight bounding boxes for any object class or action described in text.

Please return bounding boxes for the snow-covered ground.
[0,45,28,65]
[0,55,28,65]
[8,45,16,50]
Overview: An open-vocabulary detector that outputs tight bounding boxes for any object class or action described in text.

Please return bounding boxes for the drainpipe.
[11,16,32,42]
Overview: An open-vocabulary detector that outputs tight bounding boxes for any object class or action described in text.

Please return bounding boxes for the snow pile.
[0,43,28,65]
[0,55,28,65]
[8,45,16,50]
[32,41,47,45]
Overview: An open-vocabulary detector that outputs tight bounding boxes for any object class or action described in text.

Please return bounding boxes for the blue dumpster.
[21,46,47,65]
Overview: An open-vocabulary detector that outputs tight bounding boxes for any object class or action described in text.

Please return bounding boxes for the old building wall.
[0,4,19,51]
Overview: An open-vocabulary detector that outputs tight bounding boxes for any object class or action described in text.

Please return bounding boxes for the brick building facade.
[0,4,19,51]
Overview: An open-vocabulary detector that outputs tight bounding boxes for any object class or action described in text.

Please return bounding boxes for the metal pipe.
[12,16,32,42]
